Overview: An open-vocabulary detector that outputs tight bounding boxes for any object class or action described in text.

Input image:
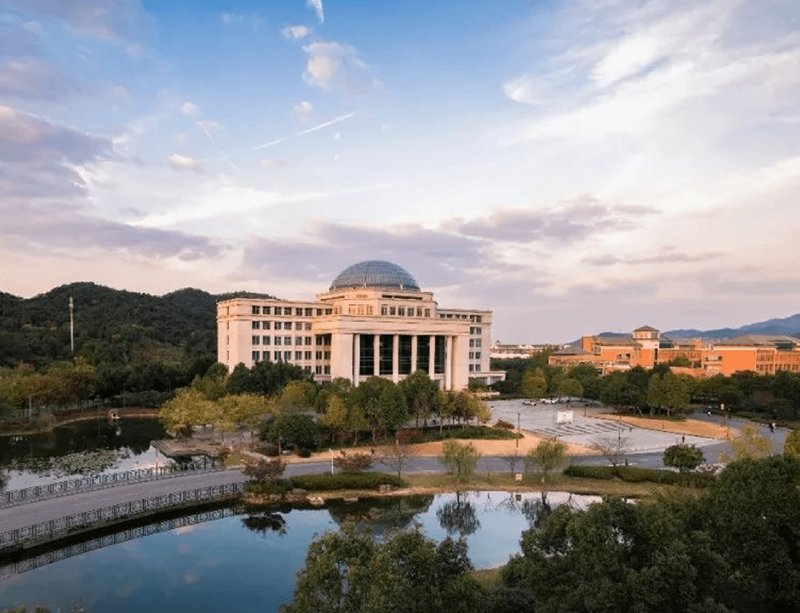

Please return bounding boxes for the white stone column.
[428,335,436,378]
[373,334,380,376]
[329,333,354,381]
[353,333,360,385]
[411,335,418,374]
[392,334,400,383]
[445,336,453,390]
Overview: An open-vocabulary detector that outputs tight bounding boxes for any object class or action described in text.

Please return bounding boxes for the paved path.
[0,469,247,534]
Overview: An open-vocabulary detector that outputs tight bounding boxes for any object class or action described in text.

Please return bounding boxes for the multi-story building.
[549,326,800,377]
[217,260,504,390]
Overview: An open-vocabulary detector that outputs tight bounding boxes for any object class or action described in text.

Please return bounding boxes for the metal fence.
[1,464,224,508]
[0,506,240,579]
[0,482,246,550]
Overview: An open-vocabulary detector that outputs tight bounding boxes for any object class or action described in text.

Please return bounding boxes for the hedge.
[564,464,715,487]
[246,479,293,495]
[289,472,406,491]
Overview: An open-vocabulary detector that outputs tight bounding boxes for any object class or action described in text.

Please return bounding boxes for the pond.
[0,490,599,612]
[0,418,174,491]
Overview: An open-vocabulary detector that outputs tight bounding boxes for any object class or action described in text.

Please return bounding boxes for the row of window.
[469,338,482,348]
[250,305,332,316]
[252,335,313,346]
[251,321,313,331]
[440,313,483,322]
[379,305,432,318]
[469,326,483,335]
[252,350,312,362]
[469,351,482,360]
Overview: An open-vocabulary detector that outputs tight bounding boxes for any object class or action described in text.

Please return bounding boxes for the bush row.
[564,464,715,487]
[246,472,406,495]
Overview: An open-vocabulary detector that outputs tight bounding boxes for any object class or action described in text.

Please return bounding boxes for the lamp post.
[329,448,334,475]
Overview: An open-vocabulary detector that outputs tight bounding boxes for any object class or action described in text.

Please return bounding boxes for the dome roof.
[330,260,420,292]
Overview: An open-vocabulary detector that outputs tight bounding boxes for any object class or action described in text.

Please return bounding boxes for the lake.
[0,490,598,612]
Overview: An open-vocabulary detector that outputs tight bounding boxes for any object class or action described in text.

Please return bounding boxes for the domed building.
[216,260,503,390]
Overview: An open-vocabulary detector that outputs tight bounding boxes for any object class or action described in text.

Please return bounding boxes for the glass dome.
[330,260,420,291]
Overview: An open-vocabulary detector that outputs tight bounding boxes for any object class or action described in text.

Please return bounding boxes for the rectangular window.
[284,351,291,361]
[399,335,412,375]
[475,352,481,359]
[469,351,474,359]
[295,351,303,360]
[274,351,280,361]
[275,322,282,330]
[434,336,446,374]
[263,321,271,330]
[381,305,388,316]
[316,351,322,360]
[262,351,271,361]
[284,322,292,330]
[475,339,481,347]
[275,337,282,346]
[262,336,271,345]
[251,321,260,330]
[325,309,332,315]
[390,306,396,316]
[416,308,422,317]
[252,335,260,345]
[315,365,322,375]
[252,350,260,362]
[263,306,271,315]
[296,308,303,316]
[305,308,313,317]
[274,306,282,315]
[305,337,312,346]
[316,308,323,316]
[379,335,393,375]
[251,306,260,315]
[304,351,312,360]
[324,351,330,360]
[416,336,430,372]
[424,309,431,317]
[469,339,475,347]
[284,336,292,345]
[304,322,312,330]
[295,336,303,345]
[469,364,474,372]
[398,307,405,316]
[324,365,330,374]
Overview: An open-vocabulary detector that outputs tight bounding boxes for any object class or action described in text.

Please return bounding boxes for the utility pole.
[69,296,74,355]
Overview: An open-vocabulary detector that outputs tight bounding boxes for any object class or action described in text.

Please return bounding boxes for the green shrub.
[247,479,293,496]
[296,448,312,458]
[290,472,405,491]
[261,444,279,457]
[564,464,715,487]
[494,419,515,430]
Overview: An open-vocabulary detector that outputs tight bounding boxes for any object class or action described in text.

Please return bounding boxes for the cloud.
[454,198,658,244]
[181,101,199,117]
[168,153,203,173]
[282,25,311,40]
[0,58,78,100]
[254,111,357,149]
[293,100,314,122]
[2,0,150,47]
[302,41,370,91]
[307,0,324,24]
[583,249,721,267]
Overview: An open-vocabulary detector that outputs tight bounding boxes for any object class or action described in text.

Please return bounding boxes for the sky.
[1,0,799,343]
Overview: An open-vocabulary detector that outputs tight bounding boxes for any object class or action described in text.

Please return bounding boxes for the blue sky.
[1,0,799,342]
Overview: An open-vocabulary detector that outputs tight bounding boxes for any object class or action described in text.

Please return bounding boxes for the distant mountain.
[665,313,800,340]
[0,282,274,368]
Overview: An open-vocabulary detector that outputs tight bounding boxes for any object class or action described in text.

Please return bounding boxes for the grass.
[401,471,686,499]
[223,452,249,468]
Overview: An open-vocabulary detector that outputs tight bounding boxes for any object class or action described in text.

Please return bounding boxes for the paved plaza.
[488,399,718,453]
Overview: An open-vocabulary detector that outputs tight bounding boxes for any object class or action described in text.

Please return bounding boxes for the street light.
[329,448,335,475]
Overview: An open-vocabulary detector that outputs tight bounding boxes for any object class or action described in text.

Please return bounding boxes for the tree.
[436,493,480,537]
[520,367,547,399]
[158,388,217,437]
[379,439,417,478]
[720,424,772,463]
[784,429,800,458]
[242,457,287,483]
[525,438,568,484]
[399,370,439,427]
[279,380,317,413]
[352,377,408,442]
[264,413,320,451]
[320,393,349,443]
[663,443,705,472]
[589,434,629,467]
[440,440,481,481]
[556,378,583,400]
[333,451,374,473]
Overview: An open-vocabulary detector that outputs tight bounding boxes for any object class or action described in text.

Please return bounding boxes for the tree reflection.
[436,492,480,537]
[241,511,287,537]
[521,491,552,528]
[326,495,434,537]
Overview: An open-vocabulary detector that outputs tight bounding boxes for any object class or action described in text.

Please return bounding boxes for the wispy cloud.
[302,41,373,91]
[254,111,357,149]
[282,25,311,40]
[292,100,314,122]
[307,0,324,24]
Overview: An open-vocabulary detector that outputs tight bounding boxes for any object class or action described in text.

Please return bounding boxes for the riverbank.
[0,407,160,437]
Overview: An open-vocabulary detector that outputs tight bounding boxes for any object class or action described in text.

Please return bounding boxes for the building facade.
[549,326,800,377]
[217,260,504,390]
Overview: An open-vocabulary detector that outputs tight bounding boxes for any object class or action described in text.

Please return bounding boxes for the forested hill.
[665,312,800,339]
[0,282,274,369]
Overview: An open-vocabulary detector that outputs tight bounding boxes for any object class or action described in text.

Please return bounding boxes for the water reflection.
[0,418,170,489]
[436,492,480,537]
[0,491,600,613]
